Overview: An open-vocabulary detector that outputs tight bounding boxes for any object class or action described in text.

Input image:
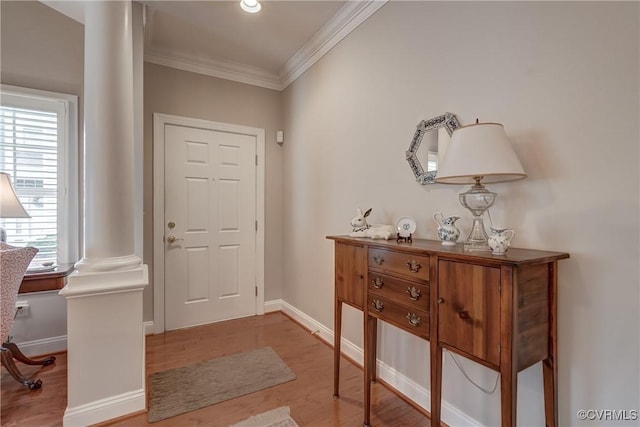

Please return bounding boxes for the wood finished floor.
[1,312,430,426]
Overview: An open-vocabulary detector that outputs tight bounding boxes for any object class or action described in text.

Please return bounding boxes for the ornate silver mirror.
[406,112,460,184]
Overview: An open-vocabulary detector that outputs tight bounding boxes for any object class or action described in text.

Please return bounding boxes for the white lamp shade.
[435,122,527,184]
[0,172,30,218]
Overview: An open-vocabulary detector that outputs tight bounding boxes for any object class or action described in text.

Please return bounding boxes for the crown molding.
[144,50,283,91]
[144,0,388,91]
[279,0,388,90]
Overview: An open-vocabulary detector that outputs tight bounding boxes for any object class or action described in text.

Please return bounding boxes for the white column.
[75,0,141,272]
[60,2,148,426]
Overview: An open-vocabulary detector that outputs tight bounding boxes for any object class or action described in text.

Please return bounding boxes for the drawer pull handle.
[407,260,421,273]
[372,277,384,289]
[436,297,444,304]
[406,313,421,327]
[406,286,421,301]
[373,255,384,265]
[458,310,470,320]
[371,299,384,313]
[357,274,364,280]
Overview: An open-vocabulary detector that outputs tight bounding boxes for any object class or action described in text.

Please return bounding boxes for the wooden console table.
[19,263,75,293]
[327,235,569,427]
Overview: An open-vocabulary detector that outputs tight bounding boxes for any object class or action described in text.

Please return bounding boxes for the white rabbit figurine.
[349,208,395,240]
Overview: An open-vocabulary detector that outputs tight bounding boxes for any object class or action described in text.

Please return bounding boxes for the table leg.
[333,298,342,398]
[370,318,377,383]
[501,365,517,427]
[363,313,374,427]
[430,342,442,427]
[543,261,558,427]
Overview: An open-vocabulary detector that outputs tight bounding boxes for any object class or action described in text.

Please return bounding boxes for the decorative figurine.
[488,227,515,255]
[433,212,461,245]
[349,208,395,240]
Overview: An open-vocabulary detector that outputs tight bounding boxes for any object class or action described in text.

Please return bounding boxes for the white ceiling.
[42,0,387,91]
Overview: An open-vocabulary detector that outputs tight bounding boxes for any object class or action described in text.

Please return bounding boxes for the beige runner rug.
[147,347,296,422]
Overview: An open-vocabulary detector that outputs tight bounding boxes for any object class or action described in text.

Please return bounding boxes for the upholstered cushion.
[1,243,38,342]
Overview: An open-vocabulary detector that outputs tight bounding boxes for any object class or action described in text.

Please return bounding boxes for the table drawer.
[368,272,429,312]
[368,248,429,283]
[368,295,429,339]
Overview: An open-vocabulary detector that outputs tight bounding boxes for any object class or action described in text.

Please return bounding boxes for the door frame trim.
[152,113,265,334]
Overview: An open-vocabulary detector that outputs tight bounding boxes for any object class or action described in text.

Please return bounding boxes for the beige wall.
[143,63,284,320]
[1,1,84,99]
[282,2,639,426]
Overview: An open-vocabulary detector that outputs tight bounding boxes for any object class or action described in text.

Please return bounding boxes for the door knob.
[166,235,184,244]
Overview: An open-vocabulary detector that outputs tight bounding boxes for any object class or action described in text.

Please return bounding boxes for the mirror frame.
[406,112,460,184]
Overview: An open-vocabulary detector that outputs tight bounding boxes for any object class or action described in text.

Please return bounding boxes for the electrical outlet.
[15,300,30,317]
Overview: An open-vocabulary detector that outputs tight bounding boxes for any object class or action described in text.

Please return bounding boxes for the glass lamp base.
[464,242,491,252]
[463,215,490,251]
[458,179,495,252]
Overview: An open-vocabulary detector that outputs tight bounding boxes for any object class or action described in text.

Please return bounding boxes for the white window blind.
[0,86,78,266]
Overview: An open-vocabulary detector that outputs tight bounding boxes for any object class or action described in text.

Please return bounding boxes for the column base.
[63,389,145,427]
[60,264,148,426]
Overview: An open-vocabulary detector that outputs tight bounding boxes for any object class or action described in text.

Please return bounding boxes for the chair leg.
[2,341,55,366]
[0,347,42,390]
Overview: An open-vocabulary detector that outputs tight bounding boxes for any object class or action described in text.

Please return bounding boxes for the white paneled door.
[164,124,257,331]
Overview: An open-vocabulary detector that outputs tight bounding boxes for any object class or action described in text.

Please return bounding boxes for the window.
[0,85,78,266]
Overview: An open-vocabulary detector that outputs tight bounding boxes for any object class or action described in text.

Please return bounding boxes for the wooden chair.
[1,242,56,389]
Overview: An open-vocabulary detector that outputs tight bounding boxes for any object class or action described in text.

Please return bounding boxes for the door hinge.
[497,344,501,353]
[255,155,258,165]
[255,220,258,231]
[255,286,258,296]
[498,283,501,293]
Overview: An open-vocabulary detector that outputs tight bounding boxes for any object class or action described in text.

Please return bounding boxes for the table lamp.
[435,121,526,250]
[0,172,30,242]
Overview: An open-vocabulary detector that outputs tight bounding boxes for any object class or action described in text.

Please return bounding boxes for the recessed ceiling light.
[240,0,261,13]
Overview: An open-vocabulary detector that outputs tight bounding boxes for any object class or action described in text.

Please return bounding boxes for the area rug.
[147,347,296,422]
[229,406,299,427]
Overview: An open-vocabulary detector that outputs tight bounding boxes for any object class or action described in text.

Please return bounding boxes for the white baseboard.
[144,321,154,335]
[63,389,145,427]
[15,323,154,356]
[375,358,482,427]
[265,299,482,427]
[264,299,283,314]
[14,335,67,356]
